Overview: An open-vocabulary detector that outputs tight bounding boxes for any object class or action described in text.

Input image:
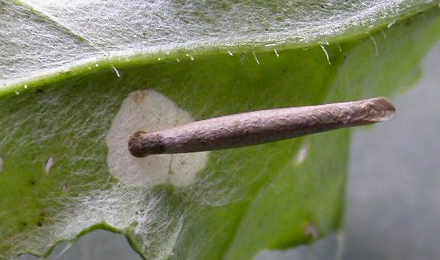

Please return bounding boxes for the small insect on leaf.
[129,97,395,157]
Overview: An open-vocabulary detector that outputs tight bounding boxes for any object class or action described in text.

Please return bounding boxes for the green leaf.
[1,1,440,260]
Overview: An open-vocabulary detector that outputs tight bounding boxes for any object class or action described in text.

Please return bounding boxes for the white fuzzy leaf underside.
[0,0,436,86]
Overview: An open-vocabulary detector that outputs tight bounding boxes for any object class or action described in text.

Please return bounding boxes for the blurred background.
[17,37,440,260]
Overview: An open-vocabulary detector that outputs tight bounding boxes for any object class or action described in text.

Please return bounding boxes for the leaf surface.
[1,1,440,259]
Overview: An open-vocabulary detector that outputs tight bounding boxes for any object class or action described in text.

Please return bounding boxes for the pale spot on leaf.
[106,90,209,187]
[45,156,54,174]
[295,144,309,164]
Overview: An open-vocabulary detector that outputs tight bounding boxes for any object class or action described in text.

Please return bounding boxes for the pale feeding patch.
[106,90,209,187]
[0,156,3,172]
[295,143,309,165]
[45,156,54,174]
